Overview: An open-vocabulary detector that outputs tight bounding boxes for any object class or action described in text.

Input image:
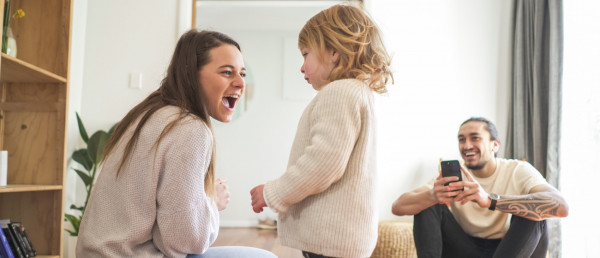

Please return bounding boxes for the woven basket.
[371,220,417,258]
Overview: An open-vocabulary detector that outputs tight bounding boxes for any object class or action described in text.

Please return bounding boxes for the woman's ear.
[331,50,340,63]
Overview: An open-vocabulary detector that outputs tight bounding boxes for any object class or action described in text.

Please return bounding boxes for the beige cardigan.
[76,106,219,258]
[264,79,378,257]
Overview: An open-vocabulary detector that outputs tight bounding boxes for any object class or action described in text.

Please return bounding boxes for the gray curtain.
[505,0,563,257]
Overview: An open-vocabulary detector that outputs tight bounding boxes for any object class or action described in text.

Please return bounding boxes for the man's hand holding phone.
[441,160,463,189]
[432,160,465,204]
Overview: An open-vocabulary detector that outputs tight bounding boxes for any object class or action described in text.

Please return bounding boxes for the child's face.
[198,44,246,122]
[300,46,339,90]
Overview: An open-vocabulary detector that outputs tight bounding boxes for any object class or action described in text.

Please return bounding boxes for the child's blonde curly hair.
[298,4,394,94]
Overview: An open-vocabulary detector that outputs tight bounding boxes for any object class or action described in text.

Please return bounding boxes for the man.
[392,117,569,258]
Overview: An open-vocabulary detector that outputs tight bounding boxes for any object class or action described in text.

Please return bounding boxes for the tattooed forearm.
[495,193,561,221]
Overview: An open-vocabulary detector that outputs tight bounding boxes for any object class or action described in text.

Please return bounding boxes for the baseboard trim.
[220,219,258,228]
[219,218,414,228]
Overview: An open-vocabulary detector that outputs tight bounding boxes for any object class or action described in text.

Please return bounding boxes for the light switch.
[129,72,143,89]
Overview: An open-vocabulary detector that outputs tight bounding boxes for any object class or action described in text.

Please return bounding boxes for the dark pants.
[413,204,548,258]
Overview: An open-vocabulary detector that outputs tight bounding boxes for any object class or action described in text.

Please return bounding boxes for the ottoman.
[371,220,417,258]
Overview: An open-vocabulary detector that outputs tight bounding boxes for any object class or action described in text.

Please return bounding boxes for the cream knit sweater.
[264,79,378,257]
[76,106,220,258]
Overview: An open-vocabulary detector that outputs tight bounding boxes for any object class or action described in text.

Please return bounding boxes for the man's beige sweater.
[76,106,220,258]
[264,79,378,257]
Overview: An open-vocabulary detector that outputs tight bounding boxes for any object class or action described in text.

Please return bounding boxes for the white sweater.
[76,106,220,258]
[264,79,378,257]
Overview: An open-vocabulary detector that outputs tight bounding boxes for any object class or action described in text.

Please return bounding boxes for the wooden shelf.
[0,184,63,193]
[0,53,67,83]
[0,0,72,256]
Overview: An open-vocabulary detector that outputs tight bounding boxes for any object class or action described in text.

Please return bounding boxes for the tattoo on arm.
[495,193,561,220]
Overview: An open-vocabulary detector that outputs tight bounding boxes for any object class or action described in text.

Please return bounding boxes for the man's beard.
[466,159,488,170]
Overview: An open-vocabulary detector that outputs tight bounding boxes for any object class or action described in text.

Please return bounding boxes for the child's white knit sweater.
[264,79,378,258]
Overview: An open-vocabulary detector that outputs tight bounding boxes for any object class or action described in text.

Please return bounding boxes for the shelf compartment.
[1,54,67,83]
[0,191,63,256]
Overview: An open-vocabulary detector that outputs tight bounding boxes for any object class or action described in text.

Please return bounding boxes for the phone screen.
[441,160,463,188]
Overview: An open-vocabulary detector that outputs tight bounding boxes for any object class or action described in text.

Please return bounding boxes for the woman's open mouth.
[222,94,240,110]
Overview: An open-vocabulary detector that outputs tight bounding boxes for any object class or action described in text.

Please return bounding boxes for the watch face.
[489,193,500,200]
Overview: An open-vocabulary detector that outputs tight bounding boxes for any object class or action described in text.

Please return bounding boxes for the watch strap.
[488,198,497,211]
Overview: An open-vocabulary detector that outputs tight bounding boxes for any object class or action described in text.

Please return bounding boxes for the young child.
[250,4,393,257]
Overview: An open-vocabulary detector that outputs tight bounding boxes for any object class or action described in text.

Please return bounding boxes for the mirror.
[194,1,353,121]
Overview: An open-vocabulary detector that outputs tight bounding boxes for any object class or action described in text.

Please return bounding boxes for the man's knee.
[414,204,448,221]
[510,215,547,234]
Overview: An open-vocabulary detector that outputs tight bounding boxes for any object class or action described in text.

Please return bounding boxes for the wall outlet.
[129,72,143,89]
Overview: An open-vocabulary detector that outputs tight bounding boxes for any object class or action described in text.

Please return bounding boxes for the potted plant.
[64,112,117,236]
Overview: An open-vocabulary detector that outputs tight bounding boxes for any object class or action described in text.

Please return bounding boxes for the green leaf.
[74,169,93,186]
[72,149,93,171]
[65,229,77,237]
[76,112,89,144]
[88,131,110,164]
[64,214,81,236]
[69,204,84,211]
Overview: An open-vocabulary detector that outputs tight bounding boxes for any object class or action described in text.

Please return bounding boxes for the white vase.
[5,27,17,58]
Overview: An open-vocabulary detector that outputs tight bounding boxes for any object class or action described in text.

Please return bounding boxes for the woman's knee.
[188,246,277,258]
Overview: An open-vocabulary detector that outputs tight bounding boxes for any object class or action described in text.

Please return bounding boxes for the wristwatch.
[488,193,500,211]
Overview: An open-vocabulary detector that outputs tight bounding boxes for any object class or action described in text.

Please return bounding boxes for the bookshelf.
[0,0,72,257]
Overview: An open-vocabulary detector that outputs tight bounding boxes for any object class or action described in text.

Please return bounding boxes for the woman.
[77,30,275,258]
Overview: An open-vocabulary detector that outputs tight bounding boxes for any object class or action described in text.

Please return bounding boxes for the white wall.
[80,0,179,130]
[64,0,89,256]
[371,0,512,221]
[69,0,511,229]
[561,1,600,256]
[65,0,87,218]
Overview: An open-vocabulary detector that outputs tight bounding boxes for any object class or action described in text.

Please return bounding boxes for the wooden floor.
[211,227,304,257]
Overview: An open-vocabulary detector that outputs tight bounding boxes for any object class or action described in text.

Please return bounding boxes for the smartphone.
[441,160,463,189]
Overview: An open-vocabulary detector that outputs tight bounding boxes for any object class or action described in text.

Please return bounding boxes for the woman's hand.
[250,184,267,213]
[215,178,230,211]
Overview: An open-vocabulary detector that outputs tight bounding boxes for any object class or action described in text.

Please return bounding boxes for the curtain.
[505,0,563,257]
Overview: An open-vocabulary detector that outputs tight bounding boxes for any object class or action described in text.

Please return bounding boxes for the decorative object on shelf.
[4,26,16,57]
[64,112,117,236]
[2,0,25,57]
[0,150,6,187]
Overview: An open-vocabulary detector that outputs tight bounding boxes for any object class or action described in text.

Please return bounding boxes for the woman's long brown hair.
[102,30,241,197]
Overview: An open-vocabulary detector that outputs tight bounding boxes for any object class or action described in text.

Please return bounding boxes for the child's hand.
[250,184,267,213]
[215,178,230,211]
